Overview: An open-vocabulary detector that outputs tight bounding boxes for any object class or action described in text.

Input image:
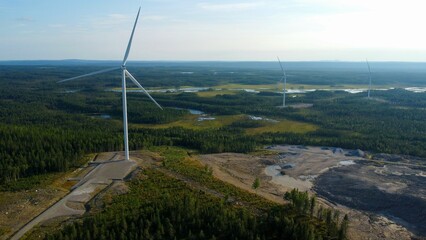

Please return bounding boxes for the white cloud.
[198,2,264,11]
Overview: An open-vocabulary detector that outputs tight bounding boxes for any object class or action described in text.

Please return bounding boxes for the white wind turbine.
[366,59,372,98]
[277,57,287,107]
[58,7,162,161]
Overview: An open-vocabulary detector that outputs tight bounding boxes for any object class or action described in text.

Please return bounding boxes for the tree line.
[1,66,426,187]
[43,170,347,240]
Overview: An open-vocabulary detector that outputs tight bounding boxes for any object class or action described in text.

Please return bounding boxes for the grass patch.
[215,83,276,90]
[0,173,60,192]
[0,227,9,237]
[213,83,391,91]
[246,119,318,135]
[132,114,245,130]
[131,114,316,136]
[196,90,238,97]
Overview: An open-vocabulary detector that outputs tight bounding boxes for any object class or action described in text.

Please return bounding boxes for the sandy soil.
[198,145,365,203]
[198,145,421,240]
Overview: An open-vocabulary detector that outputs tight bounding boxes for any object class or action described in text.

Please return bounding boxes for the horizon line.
[2,59,426,63]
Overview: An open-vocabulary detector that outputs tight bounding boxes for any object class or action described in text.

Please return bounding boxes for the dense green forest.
[42,168,347,240]
[1,64,426,187]
[152,89,426,156]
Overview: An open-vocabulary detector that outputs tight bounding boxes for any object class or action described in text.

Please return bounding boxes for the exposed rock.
[346,149,366,157]
[333,148,344,154]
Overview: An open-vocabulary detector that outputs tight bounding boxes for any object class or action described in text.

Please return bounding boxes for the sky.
[1,0,426,61]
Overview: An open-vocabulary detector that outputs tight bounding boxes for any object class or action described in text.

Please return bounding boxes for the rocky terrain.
[199,145,426,239]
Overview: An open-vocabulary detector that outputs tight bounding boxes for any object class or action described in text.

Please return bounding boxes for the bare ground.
[199,153,286,204]
[197,145,423,240]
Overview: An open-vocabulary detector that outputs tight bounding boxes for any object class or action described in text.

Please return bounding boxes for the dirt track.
[11,152,136,240]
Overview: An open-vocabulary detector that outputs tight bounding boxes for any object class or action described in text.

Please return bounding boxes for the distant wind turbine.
[366,59,372,98]
[58,7,162,161]
[277,57,287,107]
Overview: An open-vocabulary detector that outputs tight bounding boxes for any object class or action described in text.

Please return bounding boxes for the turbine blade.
[122,7,141,66]
[277,56,287,81]
[366,59,372,98]
[125,70,163,110]
[366,59,372,74]
[277,56,285,73]
[58,67,120,83]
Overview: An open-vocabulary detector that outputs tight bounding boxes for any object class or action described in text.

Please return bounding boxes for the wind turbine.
[366,59,372,98]
[58,7,162,161]
[277,57,287,107]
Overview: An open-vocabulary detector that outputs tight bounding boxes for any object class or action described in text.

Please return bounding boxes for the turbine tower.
[277,57,287,107]
[58,7,162,161]
[366,59,372,99]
